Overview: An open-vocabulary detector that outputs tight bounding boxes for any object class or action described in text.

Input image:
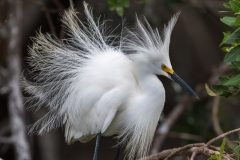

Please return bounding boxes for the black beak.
[170,72,199,99]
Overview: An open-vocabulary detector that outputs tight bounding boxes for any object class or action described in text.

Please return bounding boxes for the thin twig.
[143,143,232,160]
[147,128,240,159]
[163,143,204,160]
[139,143,204,160]
[24,0,57,35]
[190,128,240,160]
[69,0,73,8]
[44,11,57,36]
[212,96,231,147]
[52,0,66,39]
[206,128,240,146]
[212,96,223,135]
[52,0,64,9]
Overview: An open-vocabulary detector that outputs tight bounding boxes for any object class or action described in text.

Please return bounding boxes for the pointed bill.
[170,73,199,99]
[162,65,199,99]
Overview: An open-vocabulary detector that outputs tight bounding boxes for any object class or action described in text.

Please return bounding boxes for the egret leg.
[93,133,101,160]
[114,146,120,160]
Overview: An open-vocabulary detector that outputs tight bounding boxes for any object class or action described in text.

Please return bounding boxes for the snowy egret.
[22,2,199,160]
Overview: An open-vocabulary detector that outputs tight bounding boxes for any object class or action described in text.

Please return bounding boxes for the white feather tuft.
[22,2,117,136]
[121,12,180,57]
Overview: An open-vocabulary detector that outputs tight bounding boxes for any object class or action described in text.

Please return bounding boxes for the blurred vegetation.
[204,1,240,159]
[108,0,130,16]
[206,0,240,98]
[208,138,226,160]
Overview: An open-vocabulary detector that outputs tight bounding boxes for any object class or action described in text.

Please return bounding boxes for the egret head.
[123,12,199,99]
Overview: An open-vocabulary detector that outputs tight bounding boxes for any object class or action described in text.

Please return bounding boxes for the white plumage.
[22,2,185,159]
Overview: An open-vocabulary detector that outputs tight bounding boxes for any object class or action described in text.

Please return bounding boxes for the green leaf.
[230,0,240,13]
[231,61,240,70]
[224,45,240,62]
[108,0,116,6]
[205,83,218,96]
[222,32,240,45]
[208,139,226,160]
[224,74,240,85]
[208,154,217,160]
[107,0,130,16]
[221,32,231,46]
[219,76,231,83]
[219,11,234,13]
[220,139,226,159]
[223,2,231,9]
[212,84,232,97]
[221,17,236,27]
[232,145,240,151]
[116,7,124,16]
[225,147,234,151]
[235,16,240,26]
[222,46,234,52]
[122,0,130,7]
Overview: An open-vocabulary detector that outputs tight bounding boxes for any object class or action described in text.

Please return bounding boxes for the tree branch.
[6,0,31,159]
[146,129,240,159]
[212,96,223,135]
[206,128,240,146]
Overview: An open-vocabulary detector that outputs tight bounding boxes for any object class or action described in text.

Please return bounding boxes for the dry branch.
[212,96,223,135]
[143,128,240,160]
[5,0,31,159]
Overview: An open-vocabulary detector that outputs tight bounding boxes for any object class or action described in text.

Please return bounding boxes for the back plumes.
[23,3,116,135]
[22,2,180,160]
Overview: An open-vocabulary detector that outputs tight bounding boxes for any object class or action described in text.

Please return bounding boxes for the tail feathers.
[26,110,63,136]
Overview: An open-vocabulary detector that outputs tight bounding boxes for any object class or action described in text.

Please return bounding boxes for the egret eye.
[161,64,174,74]
[161,64,166,69]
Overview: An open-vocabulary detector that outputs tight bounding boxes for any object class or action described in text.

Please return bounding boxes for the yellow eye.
[161,65,174,74]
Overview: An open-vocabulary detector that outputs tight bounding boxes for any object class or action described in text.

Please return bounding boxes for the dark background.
[1,0,239,160]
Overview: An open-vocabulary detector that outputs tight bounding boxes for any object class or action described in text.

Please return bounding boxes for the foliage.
[226,132,240,160]
[208,132,240,160]
[208,138,226,160]
[206,0,240,98]
[108,0,130,16]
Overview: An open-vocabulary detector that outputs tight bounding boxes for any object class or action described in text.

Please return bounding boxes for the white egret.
[22,2,199,160]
